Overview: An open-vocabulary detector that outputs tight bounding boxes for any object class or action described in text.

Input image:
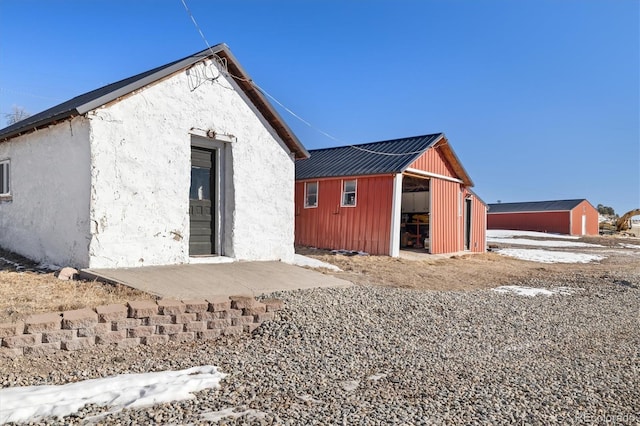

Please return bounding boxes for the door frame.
[190,136,228,256]
[464,196,472,251]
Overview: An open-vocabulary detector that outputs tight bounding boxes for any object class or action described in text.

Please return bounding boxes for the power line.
[250,82,343,144]
[0,87,61,102]
[178,0,428,157]
[180,0,215,55]
[348,145,429,156]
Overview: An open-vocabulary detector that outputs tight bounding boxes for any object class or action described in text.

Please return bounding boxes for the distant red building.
[294,134,487,256]
[487,199,599,236]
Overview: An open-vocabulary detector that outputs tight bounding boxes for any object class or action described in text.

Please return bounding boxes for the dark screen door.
[189,147,215,255]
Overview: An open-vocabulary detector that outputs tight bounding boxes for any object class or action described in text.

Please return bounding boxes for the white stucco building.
[0,44,309,269]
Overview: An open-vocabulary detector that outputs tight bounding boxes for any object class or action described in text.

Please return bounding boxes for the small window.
[304,181,318,208]
[0,160,9,196]
[341,179,357,207]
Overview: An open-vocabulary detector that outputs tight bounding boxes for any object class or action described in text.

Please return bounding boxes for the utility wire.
[0,87,61,102]
[178,0,428,157]
[348,145,429,156]
[250,82,343,144]
[180,0,215,54]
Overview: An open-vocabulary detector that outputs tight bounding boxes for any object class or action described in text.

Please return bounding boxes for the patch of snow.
[296,394,324,404]
[492,286,582,296]
[487,229,579,240]
[201,407,268,422]
[291,254,341,271]
[367,373,387,381]
[488,237,602,248]
[37,262,62,271]
[620,243,640,249]
[495,248,604,264]
[189,256,234,264]
[0,366,226,424]
[340,380,360,392]
[330,249,369,256]
[0,256,23,268]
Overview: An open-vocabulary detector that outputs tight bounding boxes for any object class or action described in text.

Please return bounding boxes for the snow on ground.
[494,248,604,264]
[492,286,581,296]
[487,230,602,248]
[291,254,342,271]
[201,408,267,422]
[0,366,226,424]
[488,237,602,248]
[487,230,579,240]
[620,243,640,249]
[0,256,22,268]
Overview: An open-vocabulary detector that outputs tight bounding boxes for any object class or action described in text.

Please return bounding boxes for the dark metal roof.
[0,44,309,159]
[488,199,588,213]
[296,134,444,180]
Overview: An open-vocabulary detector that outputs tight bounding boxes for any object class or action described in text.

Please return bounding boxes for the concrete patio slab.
[81,261,352,299]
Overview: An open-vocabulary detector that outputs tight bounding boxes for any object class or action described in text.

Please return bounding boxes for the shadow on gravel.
[614,279,639,289]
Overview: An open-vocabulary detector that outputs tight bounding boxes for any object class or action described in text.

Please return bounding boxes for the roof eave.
[0,110,80,142]
[216,47,309,159]
[439,137,474,187]
[0,44,310,159]
[75,51,213,115]
[401,134,474,187]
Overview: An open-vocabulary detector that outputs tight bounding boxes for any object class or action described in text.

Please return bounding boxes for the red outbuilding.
[295,133,487,256]
[487,199,599,236]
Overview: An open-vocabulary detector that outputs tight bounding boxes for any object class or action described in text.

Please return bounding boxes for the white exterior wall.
[0,117,91,267]
[87,65,295,268]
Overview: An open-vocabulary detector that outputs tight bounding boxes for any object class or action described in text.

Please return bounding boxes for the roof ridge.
[306,133,444,152]
[489,198,586,205]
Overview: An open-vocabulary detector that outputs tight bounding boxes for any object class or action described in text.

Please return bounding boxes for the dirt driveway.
[1,233,638,323]
[296,234,640,291]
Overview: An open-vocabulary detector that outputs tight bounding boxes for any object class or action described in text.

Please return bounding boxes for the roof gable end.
[0,44,309,159]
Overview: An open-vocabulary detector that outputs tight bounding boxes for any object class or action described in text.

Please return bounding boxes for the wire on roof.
[348,145,431,156]
[178,0,434,157]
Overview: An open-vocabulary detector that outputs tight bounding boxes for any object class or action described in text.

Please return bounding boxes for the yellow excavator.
[616,209,640,232]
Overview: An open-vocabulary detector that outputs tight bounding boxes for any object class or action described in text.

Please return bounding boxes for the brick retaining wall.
[0,296,283,357]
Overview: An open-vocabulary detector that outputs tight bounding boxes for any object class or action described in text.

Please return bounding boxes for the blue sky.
[1,0,638,214]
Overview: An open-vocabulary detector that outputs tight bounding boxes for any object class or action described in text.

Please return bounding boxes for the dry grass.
[1,234,637,324]
[298,234,640,291]
[0,271,156,323]
[299,250,550,291]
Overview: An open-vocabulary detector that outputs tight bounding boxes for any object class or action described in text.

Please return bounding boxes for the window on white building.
[0,160,9,196]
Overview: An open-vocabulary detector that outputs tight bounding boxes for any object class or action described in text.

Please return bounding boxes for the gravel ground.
[2,270,639,425]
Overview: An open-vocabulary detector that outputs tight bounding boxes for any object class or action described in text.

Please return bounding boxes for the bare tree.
[5,105,31,126]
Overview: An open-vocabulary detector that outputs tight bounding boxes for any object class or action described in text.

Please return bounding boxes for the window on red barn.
[304,181,318,208]
[341,179,357,207]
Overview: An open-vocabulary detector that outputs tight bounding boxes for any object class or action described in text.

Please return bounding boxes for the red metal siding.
[295,175,395,255]
[430,178,461,254]
[487,211,571,234]
[408,146,457,178]
[463,189,487,252]
[570,200,599,236]
[295,144,487,256]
